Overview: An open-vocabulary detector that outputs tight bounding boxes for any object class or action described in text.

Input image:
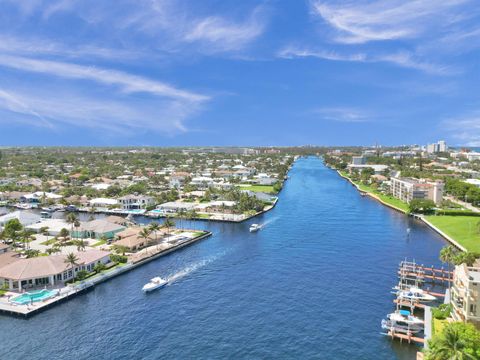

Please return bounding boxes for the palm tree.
[64,252,79,281]
[20,229,35,250]
[149,222,160,242]
[139,227,152,245]
[74,239,88,252]
[163,218,175,236]
[427,326,475,360]
[66,213,78,239]
[112,244,129,256]
[40,226,50,243]
[440,245,457,290]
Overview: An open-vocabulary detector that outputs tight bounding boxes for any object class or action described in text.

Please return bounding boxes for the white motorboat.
[397,286,437,302]
[249,224,261,232]
[142,277,168,292]
[382,310,424,334]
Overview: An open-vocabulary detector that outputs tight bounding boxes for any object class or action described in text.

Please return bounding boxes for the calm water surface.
[1,157,447,359]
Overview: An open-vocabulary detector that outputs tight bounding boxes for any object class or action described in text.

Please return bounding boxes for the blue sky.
[0,0,479,146]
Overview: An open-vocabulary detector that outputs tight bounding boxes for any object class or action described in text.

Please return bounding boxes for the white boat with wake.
[249,224,261,232]
[142,277,168,293]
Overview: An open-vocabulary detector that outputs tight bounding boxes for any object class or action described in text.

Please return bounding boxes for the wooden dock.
[387,331,425,344]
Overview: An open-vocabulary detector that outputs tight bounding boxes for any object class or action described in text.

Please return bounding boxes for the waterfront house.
[89,198,118,208]
[72,219,125,240]
[346,164,389,175]
[118,195,155,210]
[451,261,480,328]
[0,250,111,291]
[114,227,162,252]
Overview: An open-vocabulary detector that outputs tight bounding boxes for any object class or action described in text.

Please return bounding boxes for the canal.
[1,156,447,359]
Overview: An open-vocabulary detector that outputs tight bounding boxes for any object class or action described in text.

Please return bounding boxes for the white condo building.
[390,177,444,204]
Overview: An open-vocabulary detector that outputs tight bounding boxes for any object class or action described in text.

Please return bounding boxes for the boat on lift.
[142,277,168,292]
[382,309,424,334]
[397,286,437,302]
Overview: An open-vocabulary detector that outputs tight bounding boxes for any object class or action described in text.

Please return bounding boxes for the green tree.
[64,252,79,280]
[426,322,480,360]
[66,213,78,239]
[408,199,436,214]
[163,218,175,235]
[149,222,160,242]
[74,239,88,252]
[112,244,129,256]
[440,245,458,289]
[93,262,106,273]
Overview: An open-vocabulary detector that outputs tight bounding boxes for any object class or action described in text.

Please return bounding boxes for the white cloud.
[310,0,471,44]
[443,115,480,146]
[0,87,201,135]
[0,54,208,102]
[278,46,451,75]
[312,107,371,122]
[183,7,266,52]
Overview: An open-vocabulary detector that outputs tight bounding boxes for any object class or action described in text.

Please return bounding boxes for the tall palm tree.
[440,245,457,290]
[66,213,78,240]
[112,244,129,256]
[427,326,475,360]
[64,252,79,281]
[139,227,152,245]
[149,222,160,242]
[163,218,175,236]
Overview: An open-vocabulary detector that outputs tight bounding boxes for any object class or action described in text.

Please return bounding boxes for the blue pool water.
[1,157,447,359]
[11,289,57,305]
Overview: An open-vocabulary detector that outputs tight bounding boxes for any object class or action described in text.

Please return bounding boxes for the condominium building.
[351,156,366,165]
[390,177,444,204]
[451,262,480,327]
[426,140,447,154]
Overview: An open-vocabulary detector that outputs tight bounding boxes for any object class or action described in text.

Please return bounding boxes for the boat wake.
[257,216,278,229]
[166,252,226,284]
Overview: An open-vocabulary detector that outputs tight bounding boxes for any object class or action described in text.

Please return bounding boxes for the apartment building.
[390,177,444,204]
[451,262,480,327]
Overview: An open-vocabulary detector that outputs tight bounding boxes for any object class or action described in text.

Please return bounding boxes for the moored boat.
[397,286,436,302]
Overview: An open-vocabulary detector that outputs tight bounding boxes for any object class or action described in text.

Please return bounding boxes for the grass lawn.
[348,177,409,212]
[236,184,275,194]
[92,239,107,247]
[424,215,480,252]
[41,238,57,246]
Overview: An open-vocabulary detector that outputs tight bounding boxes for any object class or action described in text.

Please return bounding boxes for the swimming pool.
[11,289,57,305]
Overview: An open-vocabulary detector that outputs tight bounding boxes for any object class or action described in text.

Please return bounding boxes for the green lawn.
[92,239,107,247]
[424,215,480,252]
[347,177,409,212]
[236,184,275,194]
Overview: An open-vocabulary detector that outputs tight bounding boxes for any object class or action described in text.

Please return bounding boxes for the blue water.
[1,157,447,359]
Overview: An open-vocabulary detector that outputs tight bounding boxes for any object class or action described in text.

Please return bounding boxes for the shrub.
[431,304,452,320]
[110,254,127,264]
[75,270,89,281]
[435,210,480,217]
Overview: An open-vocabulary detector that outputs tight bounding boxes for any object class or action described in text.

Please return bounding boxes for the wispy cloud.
[183,7,267,52]
[443,114,480,146]
[310,0,471,44]
[312,107,371,122]
[0,54,208,102]
[278,46,452,75]
[0,86,202,135]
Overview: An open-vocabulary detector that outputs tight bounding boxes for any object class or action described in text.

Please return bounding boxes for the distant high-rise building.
[426,140,447,154]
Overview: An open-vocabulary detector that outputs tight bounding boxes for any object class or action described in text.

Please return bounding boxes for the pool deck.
[0,231,212,318]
